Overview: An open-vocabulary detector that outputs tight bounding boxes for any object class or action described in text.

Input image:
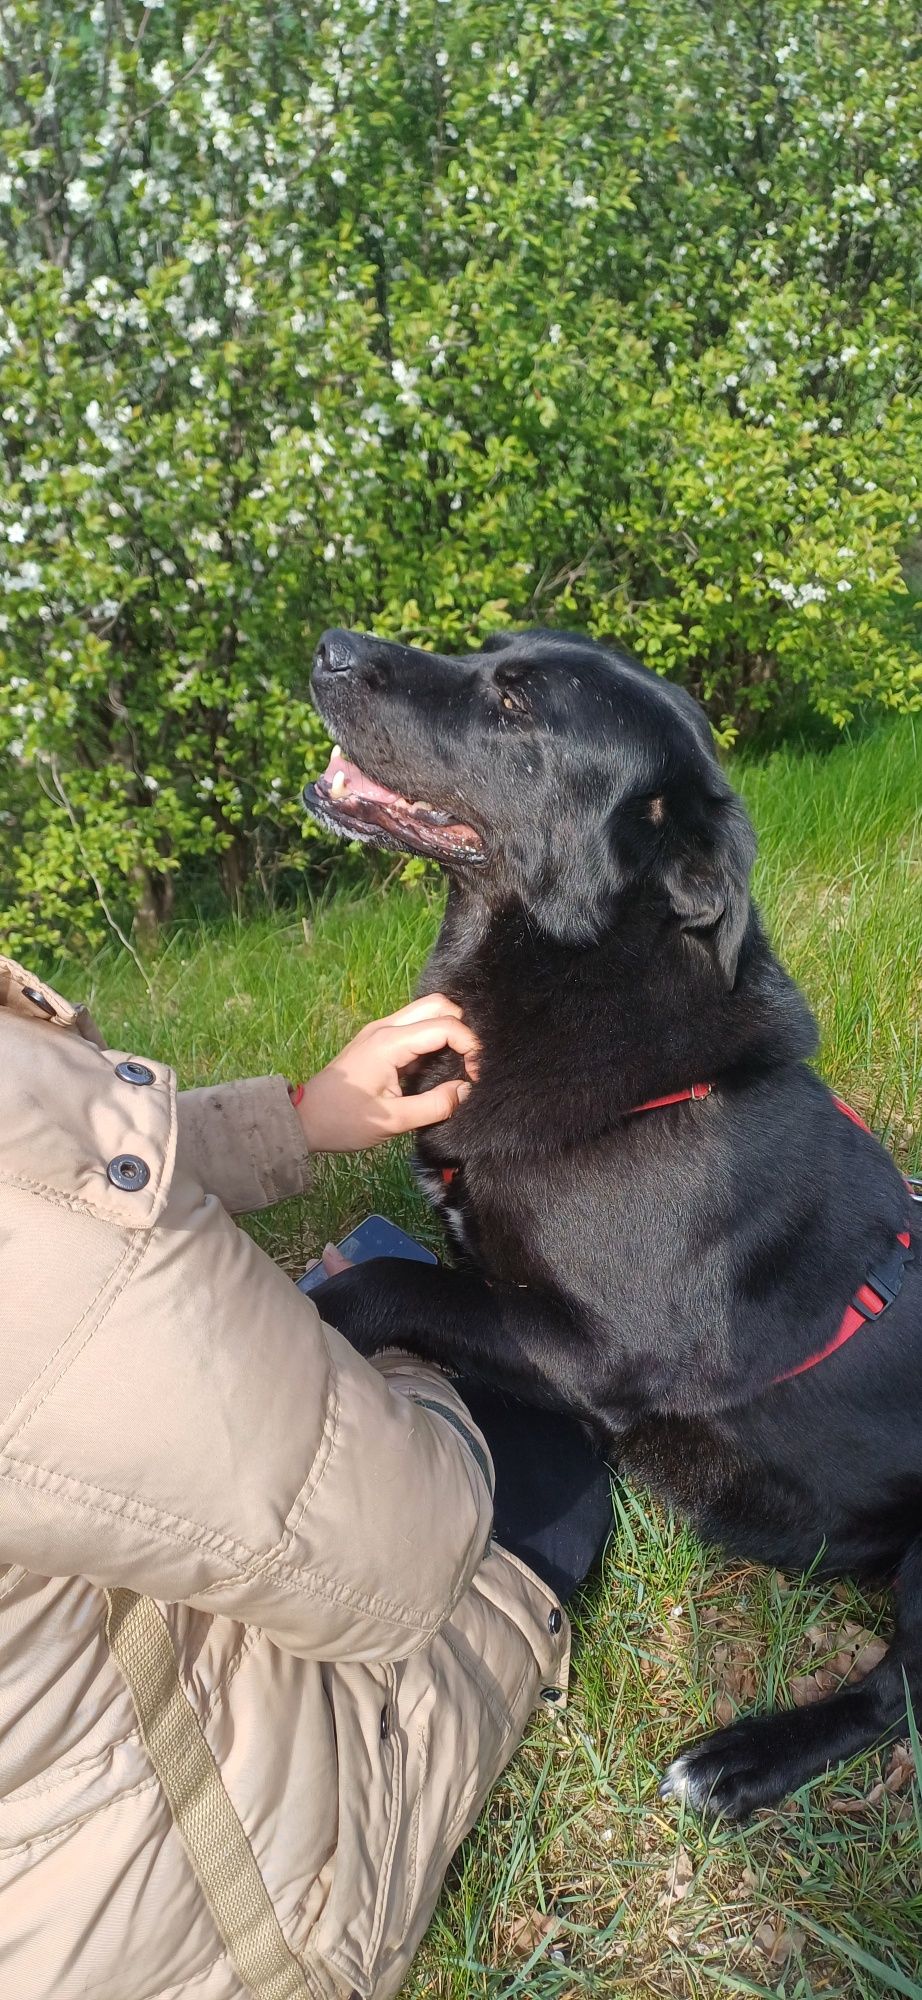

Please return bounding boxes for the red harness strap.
[625,1085,914,1383]
[439,1084,914,1384]
[772,1093,915,1383]
[772,1230,913,1384]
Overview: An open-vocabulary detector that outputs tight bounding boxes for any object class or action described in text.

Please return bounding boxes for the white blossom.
[66,179,93,215]
[7,561,43,590]
[768,578,828,607]
[391,359,420,406]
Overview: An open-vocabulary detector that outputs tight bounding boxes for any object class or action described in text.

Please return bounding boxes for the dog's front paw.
[660,1711,797,1821]
[308,1264,386,1354]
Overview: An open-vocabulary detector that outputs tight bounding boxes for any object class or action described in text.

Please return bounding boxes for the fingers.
[389,1078,472,1132]
[321,1241,353,1275]
[381,1015,480,1065]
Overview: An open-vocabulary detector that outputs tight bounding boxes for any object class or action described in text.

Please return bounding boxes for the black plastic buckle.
[854,1234,914,1316]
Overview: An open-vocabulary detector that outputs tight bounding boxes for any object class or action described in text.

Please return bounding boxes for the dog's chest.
[413,1144,536,1282]
[414,1153,475,1261]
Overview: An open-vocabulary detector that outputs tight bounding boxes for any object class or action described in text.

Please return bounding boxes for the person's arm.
[176,1072,313,1214]
[1,994,489,1662]
[175,994,477,1215]
[2,1144,495,1662]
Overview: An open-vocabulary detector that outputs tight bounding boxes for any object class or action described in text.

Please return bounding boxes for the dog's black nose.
[314,628,359,676]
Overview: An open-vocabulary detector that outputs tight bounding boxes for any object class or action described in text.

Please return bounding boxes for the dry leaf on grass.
[886,1740,917,1789]
[827,1738,916,1816]
[708,1633,760,1725]
[508,1908,560,1958]
[802,1619,887,1683]
[753,1915,806,1964]
[849,1636,888,1679]
[789,1674,825,1706]
[659,1845,694,1906]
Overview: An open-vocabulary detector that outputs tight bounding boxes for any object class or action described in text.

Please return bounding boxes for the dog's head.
[304,627,755,981]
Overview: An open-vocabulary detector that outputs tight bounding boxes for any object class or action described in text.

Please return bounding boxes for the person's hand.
[302,1241,354,1282]
[295,995,479,1152]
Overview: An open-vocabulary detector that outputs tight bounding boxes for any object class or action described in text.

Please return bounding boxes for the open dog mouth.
[303,748,486,863]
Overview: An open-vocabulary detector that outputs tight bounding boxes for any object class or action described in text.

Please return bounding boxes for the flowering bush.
[1,0,920,953]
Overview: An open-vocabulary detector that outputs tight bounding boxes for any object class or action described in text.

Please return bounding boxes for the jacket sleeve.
[0,1140,495,1664]
[175,1075,313,1213]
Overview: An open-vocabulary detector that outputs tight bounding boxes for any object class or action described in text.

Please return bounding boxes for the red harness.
[440,1082,915,1386]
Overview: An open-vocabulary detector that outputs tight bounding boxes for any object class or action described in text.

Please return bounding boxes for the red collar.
[441,1082,715,1184]
[626,1082,713,1115]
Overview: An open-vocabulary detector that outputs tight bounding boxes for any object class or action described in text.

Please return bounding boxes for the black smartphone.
[297,1214,438,1295]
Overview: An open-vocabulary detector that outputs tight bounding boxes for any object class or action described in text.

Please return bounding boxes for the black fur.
[305,625,921,1820]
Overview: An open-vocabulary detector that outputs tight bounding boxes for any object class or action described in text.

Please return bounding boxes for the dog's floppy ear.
[655,788,756,984]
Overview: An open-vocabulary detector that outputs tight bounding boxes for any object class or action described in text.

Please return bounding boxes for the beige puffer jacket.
[0,957,569,2000]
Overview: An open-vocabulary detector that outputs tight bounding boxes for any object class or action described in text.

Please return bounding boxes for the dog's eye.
[498,686,529,717]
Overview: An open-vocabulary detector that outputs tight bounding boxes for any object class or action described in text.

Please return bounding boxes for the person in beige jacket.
[0,953,611,2000]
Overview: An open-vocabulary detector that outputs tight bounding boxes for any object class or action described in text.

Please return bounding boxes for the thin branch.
[46,757,154,993]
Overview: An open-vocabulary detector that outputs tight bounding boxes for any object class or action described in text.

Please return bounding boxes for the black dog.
[304,625,921,1820]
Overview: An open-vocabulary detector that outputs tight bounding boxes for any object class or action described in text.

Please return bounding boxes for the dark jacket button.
[106,1155,151,1192]
[379,1706,390,1741]
[114,1060,155,1086]
[548,1608,562,1635]
[22,986,56,1017]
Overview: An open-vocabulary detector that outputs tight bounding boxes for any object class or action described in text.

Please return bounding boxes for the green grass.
[44,718,922,1997]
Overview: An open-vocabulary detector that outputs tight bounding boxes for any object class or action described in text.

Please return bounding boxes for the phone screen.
[297,1214,438,1294]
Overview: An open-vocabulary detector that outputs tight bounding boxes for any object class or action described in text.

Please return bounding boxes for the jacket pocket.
[310,1660,404,1998]
[308,1552,567,2000]
[310,1646,496,2000]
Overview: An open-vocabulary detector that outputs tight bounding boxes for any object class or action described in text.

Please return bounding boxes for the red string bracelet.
[287,1081,305,1109]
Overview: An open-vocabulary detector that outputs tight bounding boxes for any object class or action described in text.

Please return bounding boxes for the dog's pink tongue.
[322,748,399,804]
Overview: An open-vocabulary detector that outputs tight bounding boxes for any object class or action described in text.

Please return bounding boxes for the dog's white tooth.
[330,770,347,798]
[331,743,342,760]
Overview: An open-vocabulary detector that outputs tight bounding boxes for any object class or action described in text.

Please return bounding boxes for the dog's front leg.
[660,1532,922,1821]
[310,1258,602,1425]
